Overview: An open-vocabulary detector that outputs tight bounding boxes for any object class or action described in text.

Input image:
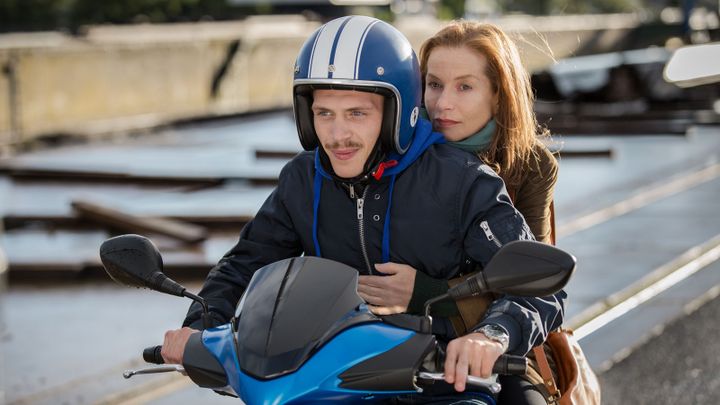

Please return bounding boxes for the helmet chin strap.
[318,139,386,185]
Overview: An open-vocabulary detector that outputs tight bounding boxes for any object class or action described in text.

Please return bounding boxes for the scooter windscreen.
[233,257,377,380]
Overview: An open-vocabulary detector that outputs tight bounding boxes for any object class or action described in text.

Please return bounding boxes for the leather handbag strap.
[539,200,561,402]
[533,344,561,402]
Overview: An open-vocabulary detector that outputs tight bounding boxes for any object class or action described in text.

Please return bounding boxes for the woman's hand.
[444,332,505,392]
[357,262,416,315]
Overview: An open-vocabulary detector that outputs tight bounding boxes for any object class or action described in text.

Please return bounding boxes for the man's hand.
[357,262,416,315]
[444,332,505,392]
[161,327,198,364]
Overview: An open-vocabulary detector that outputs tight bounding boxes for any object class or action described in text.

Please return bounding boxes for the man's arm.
[162,177,304,364]
[184,186,304,329]
[460,165,565,355]
[441,165,566,390]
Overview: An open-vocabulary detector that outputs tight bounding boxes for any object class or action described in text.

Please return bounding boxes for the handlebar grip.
[435,346,527,375]
[491,354,527,375]
[143,345,164,365]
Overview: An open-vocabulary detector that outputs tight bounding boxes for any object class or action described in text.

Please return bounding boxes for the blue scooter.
[100,235,575,404]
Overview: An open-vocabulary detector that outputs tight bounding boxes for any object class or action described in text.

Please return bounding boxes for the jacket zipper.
[480,220,503,249]
[351,185,373,275]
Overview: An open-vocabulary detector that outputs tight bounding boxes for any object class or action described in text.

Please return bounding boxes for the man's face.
[312,89,384,179]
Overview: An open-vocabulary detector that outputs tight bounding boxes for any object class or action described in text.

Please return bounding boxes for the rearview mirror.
[663,43,720,88]
[440,240,575,312]
[480,240,575,296]
[100,234,185,297]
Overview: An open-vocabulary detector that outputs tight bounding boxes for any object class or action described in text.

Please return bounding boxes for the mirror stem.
[183,291,212,330]
[422,272,488,318]
[423,293,449,318]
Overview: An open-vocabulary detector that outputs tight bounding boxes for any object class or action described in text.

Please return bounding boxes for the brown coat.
[506,142,558,244]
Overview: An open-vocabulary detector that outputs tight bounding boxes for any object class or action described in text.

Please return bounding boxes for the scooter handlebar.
[436,345,527,375]
[416,354,528,395]
[491,354,527,375]
[143,345,164,365]
[142,345,527,378]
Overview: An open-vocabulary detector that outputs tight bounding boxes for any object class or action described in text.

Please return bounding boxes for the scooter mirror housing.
[663,43,720,88]
[479,240,575,297]
[100,234,212,329]
[100,234,185,297]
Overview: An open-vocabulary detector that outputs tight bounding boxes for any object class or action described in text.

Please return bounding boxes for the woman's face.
[424,46,498,142]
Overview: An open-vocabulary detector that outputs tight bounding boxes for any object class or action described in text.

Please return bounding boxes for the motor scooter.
[100,235,575,404]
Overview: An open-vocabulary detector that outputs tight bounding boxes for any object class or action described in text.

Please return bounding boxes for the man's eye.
[315,111,332,117]
[350,111,366,117]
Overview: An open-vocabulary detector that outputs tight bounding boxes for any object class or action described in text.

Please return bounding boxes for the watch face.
[479,325,509,347]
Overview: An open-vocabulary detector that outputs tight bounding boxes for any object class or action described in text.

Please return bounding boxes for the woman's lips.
[331,149,359,161]
[434,118,460,128]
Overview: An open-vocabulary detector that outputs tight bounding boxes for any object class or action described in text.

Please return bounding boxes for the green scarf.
[448,118,496,153]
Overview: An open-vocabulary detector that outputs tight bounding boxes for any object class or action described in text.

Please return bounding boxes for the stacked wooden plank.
[0,111,297,280]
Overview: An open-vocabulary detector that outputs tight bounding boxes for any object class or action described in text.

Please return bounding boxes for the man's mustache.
[324,141,363,150]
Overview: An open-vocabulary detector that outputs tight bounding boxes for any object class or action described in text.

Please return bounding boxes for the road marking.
[598,283,720,372]
[6,360,143,405]
[558,162,720,237]
[572,234,720,340]
[96,374,191,405]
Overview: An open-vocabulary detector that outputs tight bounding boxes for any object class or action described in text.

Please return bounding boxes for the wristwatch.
[474,324,509,352]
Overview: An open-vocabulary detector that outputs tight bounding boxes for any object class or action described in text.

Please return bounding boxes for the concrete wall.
[0,18,319,148]
[0,14,643,150]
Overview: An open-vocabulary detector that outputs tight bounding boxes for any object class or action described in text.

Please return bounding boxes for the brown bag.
[533,329,601,405]
[447,275,495,335]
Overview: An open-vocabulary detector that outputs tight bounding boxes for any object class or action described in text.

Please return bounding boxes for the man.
[162,15,565,401]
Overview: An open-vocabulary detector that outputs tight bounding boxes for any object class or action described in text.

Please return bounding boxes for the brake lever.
[415,371,501,394]
[123,364,186,379]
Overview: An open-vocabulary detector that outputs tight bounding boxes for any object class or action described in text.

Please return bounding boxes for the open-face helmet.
[293,15,421,155]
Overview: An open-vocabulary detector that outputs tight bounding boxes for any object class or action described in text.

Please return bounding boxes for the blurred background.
[1,1,720,404]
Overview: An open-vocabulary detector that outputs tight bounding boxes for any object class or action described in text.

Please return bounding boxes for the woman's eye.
[460,84,473,91]
[427,81,441,89]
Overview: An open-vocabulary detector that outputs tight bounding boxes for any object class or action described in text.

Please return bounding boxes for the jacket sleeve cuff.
[474,313,523,354]
[184,318,205,330]
[407,270,459,317]
[182,311,225,331]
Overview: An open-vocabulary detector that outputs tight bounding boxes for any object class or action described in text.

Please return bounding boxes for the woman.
[421,21,557,243]
[358,21,559,405]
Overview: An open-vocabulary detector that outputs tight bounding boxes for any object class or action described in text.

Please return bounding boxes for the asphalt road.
[599,290,720,404]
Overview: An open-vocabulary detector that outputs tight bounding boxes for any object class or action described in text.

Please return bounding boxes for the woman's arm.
[512,143,558,243]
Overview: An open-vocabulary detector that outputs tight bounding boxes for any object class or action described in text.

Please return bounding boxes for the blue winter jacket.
[184,119,566,356]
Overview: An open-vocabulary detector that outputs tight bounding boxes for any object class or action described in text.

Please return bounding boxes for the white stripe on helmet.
[332,16,378,79]
[309,16,350,79]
